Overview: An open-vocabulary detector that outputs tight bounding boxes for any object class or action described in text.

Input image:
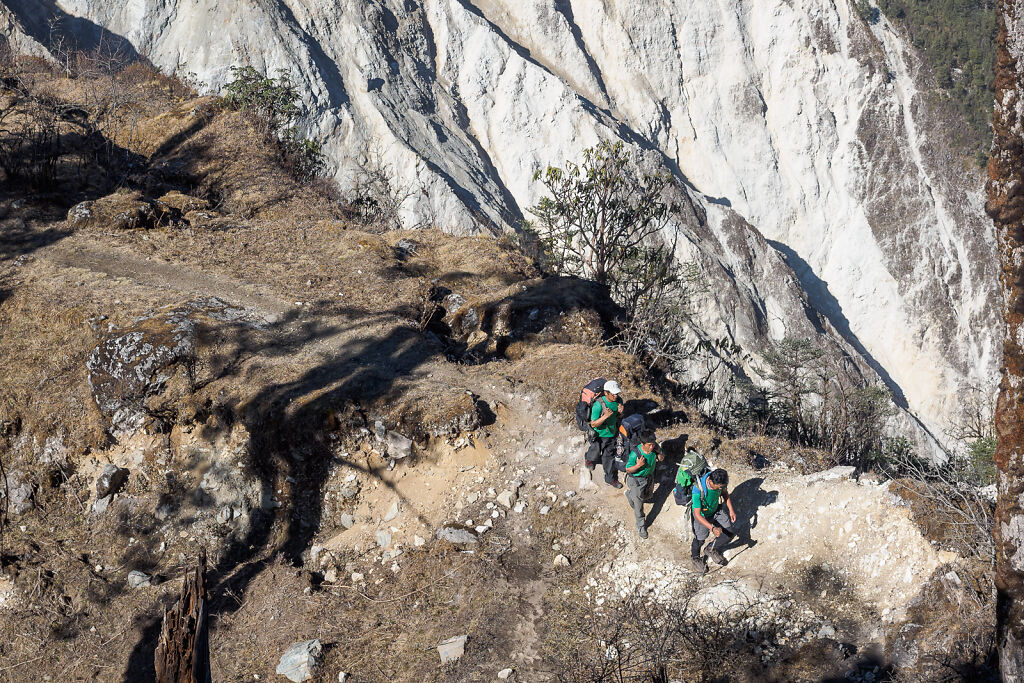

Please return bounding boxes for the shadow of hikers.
[722,476,778,551]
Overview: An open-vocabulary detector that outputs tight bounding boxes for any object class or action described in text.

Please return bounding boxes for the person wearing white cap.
[586,379,624,488]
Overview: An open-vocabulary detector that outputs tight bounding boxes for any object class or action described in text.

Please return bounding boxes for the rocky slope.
[1,0,1001,451]
[0,60,995,680]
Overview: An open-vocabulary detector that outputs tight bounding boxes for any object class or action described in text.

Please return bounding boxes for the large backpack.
[574,377,606,436]
[674,448,709,507]
[614,413,646,469]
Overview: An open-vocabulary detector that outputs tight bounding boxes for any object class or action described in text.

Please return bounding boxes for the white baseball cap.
[604,380,621,395]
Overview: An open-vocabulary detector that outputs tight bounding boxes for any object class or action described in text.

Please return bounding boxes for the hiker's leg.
[600,438,618,483]
[691,515,709,558]
[626,477,646,531]
[711,509,735,551]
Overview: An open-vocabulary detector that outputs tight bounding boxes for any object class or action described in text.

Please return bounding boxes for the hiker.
[623,431,663,539]
[690,468,737,574]
[586,379,624,488]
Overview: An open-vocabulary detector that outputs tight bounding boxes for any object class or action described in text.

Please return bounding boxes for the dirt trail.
[41,239,295,319]
[465,384,959,623]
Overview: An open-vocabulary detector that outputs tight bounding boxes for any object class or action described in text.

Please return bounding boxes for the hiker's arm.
[625,453,647,474]
[590,403,612,428]
[726,494,737,523]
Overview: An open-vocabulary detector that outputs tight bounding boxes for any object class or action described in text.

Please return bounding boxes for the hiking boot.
[707,548,728,566]
[638,526,648,539]
[691,556,707,574]
[606,478,623,489]
[585,460,596,471]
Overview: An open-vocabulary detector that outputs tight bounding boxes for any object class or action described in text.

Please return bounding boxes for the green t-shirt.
[626,444,657,478]
[589,397,620,438]
[691,475,722,517]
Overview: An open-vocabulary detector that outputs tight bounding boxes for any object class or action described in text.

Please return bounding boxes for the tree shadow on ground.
[120,273,613,678]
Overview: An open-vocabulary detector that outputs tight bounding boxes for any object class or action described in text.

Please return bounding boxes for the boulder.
[276,640,322,682]
[96,464,129,498]
[437,635,467,663]
[86,298,257,435]
[803,466,856,485]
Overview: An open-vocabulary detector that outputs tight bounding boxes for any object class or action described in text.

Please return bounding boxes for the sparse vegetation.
[222,65,327,182]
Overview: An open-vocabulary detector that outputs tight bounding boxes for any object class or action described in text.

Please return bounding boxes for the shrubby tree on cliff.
[527,140,699,369]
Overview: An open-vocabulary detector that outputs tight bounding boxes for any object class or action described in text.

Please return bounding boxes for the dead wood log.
[154,551,211,683]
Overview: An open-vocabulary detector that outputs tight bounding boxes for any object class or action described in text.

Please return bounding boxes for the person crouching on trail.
[623,432,663,539]
[587,379,623,489]
[691,468,737,574]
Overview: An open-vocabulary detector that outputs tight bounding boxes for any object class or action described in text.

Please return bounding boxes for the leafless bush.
[546,583,774,683]
[346,144,411,231]
[877,441,995,562]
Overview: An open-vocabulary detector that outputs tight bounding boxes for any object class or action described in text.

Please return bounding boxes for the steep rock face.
[4,0,999,445]
[987,0,1024,675]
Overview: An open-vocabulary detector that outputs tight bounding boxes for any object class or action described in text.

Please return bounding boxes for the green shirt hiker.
[626,443,657,478]
[589,396,620,438]
[692,473,722,517]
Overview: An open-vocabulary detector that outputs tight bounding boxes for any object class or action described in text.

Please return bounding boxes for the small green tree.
[222,65,326,181]
[529,141,700,370]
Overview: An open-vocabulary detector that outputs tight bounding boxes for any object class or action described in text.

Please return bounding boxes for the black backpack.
[574,377,606,436]
[614,414,646,469]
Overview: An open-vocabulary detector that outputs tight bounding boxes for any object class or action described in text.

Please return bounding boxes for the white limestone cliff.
[1,0,1000,452]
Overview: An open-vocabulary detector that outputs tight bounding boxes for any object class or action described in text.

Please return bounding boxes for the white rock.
[540,506,551,515]
[496,490,516,508]
[127,571,151,589]
[375,530,392,548]
[437,635,468,663]
[554,554,570,568]
[498,667,514,679]
[277,640,322,682]
[384,500,401,522]
[414,535,426,547]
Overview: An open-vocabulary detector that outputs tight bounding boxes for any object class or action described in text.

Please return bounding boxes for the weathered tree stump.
[154,551,211,683]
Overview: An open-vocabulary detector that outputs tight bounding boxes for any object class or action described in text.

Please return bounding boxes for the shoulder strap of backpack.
[694,473,709,508]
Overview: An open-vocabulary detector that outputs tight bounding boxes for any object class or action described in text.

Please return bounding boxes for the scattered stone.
[496,490,516,508]
[67,200,95,225]
[498,667,514,679]
[414,535,426,546]
[540,506,551,515]
[92,495,111,514]
[127,570,151,588]
[436,526,478,545]
[216,506,233,524]
[276,640,322,682]
[467,491,480,504]
[323,567,338,583]
[351,572,365,583]
[340,486,359,499]
[338,673,349,683]
[375,530,392,548]
[817,624,836,639]
[475,525,490,534]
[384,500,401,522]
[437,635,468,663]
[513,501,526,513]
[96,464,130,498]
[340,513,355,529]
[386,430,413,459]
[554,554,570,569]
